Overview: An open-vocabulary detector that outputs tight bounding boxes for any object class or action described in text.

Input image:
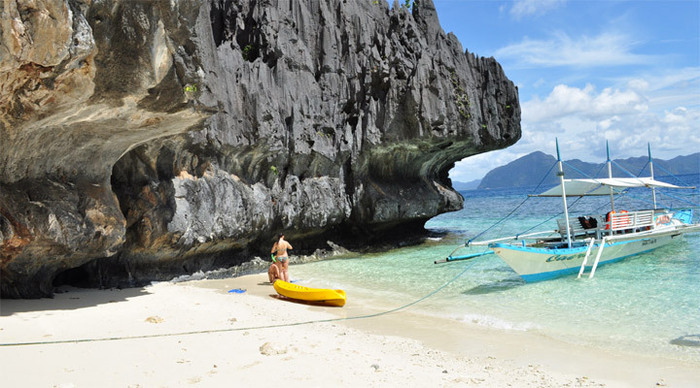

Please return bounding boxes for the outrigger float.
[438,141,700,282]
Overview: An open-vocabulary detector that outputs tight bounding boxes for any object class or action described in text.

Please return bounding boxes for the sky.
[424,0,700,182]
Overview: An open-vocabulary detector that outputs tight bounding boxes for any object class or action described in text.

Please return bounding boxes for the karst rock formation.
[0,0,520,298]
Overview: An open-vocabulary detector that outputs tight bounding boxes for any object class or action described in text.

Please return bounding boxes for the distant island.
[452,179,482,191]
[453,151,700,190]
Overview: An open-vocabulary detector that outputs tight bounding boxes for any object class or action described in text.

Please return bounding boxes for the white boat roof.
[534,177,693,197]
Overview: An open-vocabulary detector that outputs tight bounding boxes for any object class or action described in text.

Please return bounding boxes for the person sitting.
[578,216,598,229]
[268,260,281,283]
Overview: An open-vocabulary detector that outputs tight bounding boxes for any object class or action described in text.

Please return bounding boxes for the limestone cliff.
[0,0,520,298]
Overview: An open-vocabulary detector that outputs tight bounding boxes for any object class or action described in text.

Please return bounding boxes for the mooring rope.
[467,161,558,246]
[0,261,477,347]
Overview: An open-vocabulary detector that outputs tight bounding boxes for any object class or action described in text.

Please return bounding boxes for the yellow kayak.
[273,280,346,307]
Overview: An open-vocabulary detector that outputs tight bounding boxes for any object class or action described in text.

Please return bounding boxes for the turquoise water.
[291,175,700,362]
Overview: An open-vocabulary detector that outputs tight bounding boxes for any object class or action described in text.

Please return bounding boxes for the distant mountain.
[452,179,481,191]
[478,152,700,189]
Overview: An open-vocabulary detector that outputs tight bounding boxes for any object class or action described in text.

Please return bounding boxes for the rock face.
[0,0,520,298]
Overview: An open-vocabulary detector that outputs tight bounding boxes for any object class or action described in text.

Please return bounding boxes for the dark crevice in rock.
[209,0,231,47]
[53,261,101,289]
[111,144,177,252]
[210,0,279,67]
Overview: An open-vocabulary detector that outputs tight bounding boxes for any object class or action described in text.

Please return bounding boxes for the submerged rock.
[0,0,520,298]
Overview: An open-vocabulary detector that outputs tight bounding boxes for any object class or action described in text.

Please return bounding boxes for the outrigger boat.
[441,141,700,282]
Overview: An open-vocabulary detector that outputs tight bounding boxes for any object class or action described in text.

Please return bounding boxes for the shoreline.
[1,273,698,387]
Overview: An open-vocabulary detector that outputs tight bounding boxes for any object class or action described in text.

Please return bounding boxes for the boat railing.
[556,209,656,241]
[475,209,663,248]
[605,209,654,233]
[557,217,599,240]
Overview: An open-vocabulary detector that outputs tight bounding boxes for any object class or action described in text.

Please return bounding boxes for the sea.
[290,173,700,363]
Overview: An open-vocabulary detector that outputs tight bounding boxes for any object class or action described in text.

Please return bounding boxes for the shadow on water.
[670,334,700,347]
[462,278,525,295]
[490,266,520,274]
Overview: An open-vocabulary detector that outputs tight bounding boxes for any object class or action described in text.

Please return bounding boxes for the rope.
[655,164,687,183]
[654,164,699,189]
[561,160,596,179]
[467,197,530,245]
[516,196,585,237]
[0,261,477,348]
[467,161,558,245]
[636,160,651,177]
[611,159,640,178]
[655,190,700,208]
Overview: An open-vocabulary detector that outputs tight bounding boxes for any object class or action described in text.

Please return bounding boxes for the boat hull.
[491,232,683,282]
[273,280,347,307]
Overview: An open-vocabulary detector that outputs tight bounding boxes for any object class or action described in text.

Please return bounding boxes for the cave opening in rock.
[51,148,145,290]
[53,262,99,289]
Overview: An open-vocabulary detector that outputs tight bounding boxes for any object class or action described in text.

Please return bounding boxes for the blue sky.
[426,0,700,182]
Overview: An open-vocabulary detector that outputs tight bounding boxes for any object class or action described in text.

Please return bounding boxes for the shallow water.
[291,174,700,362]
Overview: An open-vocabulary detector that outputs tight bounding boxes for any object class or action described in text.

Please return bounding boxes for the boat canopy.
[533,177,693,197]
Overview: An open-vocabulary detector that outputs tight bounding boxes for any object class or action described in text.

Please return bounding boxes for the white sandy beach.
[1,273,698,388]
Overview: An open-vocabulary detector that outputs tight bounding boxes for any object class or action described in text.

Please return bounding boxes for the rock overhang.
[0,0,520,298]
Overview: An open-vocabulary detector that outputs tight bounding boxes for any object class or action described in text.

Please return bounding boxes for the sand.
[1,273,698,387]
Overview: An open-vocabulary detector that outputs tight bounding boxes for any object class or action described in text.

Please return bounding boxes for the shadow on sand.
[0,286,148,316]
[268,294,344,308]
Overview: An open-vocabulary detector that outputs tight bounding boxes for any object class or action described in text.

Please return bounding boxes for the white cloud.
[521,82,700,163]
[627,78,650,92]
[635,67,700,110]
[450,71,700,182]
[596,116,618,132]
[510,0,566,19]
[523,84,647,123]
[495,31,655,68]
